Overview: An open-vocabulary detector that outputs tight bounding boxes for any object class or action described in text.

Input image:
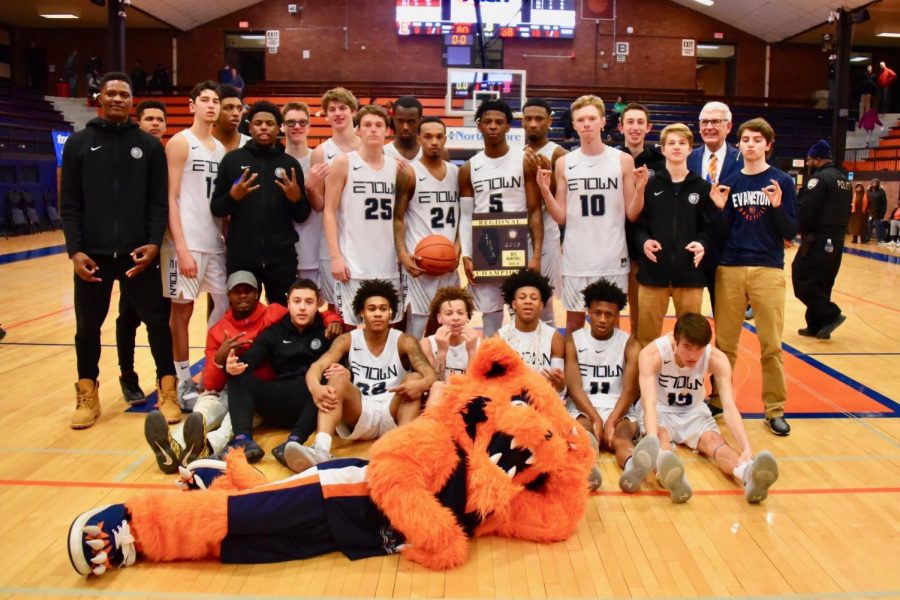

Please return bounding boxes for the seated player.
[285,280,437,472]
[564,279,658,492]
[143,271,287,473]
[495,270,565,395]
[223,279,338,464]
[419,286,479,382]
[639,313,780,504]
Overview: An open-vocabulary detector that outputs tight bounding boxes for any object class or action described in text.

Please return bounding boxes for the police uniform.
[791,160,852,335]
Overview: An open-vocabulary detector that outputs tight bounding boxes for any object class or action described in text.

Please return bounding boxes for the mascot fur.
[68,339,595,576]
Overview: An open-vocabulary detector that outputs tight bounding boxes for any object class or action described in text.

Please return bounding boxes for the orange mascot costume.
[68,339,595,576]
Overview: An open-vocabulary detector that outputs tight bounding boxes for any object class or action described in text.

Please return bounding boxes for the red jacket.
[878,67,896,88]
[202,303,344,391]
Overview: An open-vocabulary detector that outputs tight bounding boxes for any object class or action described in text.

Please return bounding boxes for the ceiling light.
[40,13,79,18]
[876,32,900,38]
[240,35,264,40]
[850,56,870,62]
[694,0,714,6]
[697,44,720,50]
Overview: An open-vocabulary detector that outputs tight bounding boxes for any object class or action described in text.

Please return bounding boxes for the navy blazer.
[687,144,743,184]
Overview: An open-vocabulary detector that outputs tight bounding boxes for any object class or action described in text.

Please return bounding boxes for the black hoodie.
[211,140,310,269]
[60,117,168,257]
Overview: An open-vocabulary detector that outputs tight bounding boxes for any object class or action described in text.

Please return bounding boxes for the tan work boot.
[156,375,182,424]
[71,379,101,429]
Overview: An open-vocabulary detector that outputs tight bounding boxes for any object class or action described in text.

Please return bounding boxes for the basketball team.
[61,72,793,522]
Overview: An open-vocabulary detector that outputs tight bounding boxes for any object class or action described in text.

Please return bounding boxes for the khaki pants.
[714,266,787,418]
[637,285,703,348]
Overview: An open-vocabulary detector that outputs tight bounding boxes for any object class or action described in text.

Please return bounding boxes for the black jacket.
[211,140,310,268]
[621,144,666,259]
[797,162,852,236]
[635,169,712,288]
[60,118,167,257]
[239,313,331,381]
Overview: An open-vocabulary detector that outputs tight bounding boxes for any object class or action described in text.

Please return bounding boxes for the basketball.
[415,235,457,276]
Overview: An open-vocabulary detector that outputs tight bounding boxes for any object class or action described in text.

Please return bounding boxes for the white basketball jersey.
[384,142,423,161]
[428,336,474,378]
[165,129,225,254]
[499,321,555,373]
[338,151,399,278]
[470,147,527,214]
[406,160,460,249]
[562,147,628,276]
[239,133,251,148]
[319,138,349,261]
[654,336,711,415]
[536,141,562,244]
[292,153,321,270]
[349,328,408,397]
[573,328,629,410]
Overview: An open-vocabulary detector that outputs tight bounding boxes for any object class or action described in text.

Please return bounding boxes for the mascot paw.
[402,537,470,571]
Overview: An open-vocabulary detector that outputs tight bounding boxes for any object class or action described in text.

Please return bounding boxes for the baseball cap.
[226,271,258,291]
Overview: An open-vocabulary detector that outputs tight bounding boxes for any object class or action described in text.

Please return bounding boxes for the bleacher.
[844,116,900,172]
[0,82,71,236]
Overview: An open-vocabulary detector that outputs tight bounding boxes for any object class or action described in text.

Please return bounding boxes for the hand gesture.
[399,252,425,278]
[762,179,782,208]
[214,330,248,367]
[536,167,553,192]
[175,247,197,278]
[230,168,259,201]
[709,184,731,209]
[225,348,248,376]
[72,252,101,283]
[433,325,452,353]
[643,239,662,263]
[274,167,302,202]
[331,255,351,282]
[541,366,565,392]
[305,162,330,191]
[633,165,650,189]
[685,241,705,267]
[523,147,540,171]
[462,256,476,285]
[462,325,479,353]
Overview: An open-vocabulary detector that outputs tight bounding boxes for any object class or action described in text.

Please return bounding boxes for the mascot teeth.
[510,437,519,449]
[525,454,534,465]
[489,453,502,465]
[506,466,517,478]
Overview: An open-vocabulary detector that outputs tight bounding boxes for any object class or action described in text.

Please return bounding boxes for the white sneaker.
[177,379,200,411]
[658,451,692,504]
[744,451,779,504]
[283,441,332,474]
[619,435,659,493]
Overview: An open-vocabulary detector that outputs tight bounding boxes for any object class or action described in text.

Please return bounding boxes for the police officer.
[792,140,852,339]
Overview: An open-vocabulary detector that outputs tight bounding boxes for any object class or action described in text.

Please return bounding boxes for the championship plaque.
[471,211,529,283]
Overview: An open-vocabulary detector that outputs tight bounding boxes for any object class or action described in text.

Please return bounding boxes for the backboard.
[445,68,527,117]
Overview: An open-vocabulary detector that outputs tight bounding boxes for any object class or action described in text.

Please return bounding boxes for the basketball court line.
[0,243,66,265]
[0,341,206,350]
[843,245,900,265]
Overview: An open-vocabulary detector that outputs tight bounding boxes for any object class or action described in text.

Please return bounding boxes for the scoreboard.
[397,0,575,39]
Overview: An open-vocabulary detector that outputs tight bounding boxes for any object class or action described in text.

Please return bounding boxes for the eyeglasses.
[699,119,728,128]
[284,119,309,128]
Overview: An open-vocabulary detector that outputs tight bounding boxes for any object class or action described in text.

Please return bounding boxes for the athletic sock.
[314,432,333,453]
[174,361,192,382]
[733,460,751,484]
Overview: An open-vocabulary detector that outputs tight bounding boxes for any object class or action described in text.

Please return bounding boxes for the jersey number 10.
[580,194,605,217]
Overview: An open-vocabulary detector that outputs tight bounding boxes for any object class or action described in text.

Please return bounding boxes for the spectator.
[218,63,232,84]
[858,108,882,148]
[150,62,172,94]
[131,60,147,95]
[877,61,896,113]
[231,67,245,95]
[65,49,78,97]
[867,178,887,243]
[849,183,868,243]
[860,65,878,118]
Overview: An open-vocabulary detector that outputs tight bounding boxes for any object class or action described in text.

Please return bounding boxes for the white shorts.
[563,273,629,313]
[654,404,719,450]
[470,280,504,314]
[566,395,639,426]
[319,259,336,305]
[335,277,404,326]
[405,270,461,316]
[297,268,320,287]
[541,237,562,299]
[161,248,226,300]
[336,393,397,441]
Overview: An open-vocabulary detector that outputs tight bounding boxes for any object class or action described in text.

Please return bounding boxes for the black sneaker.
[766,416,791,436]
[228,436,264,463]
[180,412,209,466]
[144,410,182,473]
[118,372,146,406]
[797,327,817,337]
[816,315,846,340]
[68,503,136,576]
[272,441,289,468]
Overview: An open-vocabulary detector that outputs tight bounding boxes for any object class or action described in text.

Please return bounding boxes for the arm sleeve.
[145,140,169,247]
[459,197,474,257]
[60,135,84,256]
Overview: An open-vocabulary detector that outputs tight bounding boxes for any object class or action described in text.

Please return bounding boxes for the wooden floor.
[1,231,899,600]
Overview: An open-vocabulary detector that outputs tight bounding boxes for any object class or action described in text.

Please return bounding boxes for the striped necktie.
[707,153,718,184]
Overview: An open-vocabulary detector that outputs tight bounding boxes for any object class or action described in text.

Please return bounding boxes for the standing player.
[309,87,362,309]
[285,280,437,472]
[116,99,168,404]
[639,313,779,504]
[536,95,648,334]
[564,279,657,493]
[283,102,329,284]
[419,286,479,381]
[393,116,460,338]
[161,81,227,412]
[213,84,249,152]
[618,103,666,333]
[324,104,411,326]
[384,95,423,161]
[459,99,544,337]
[522,97,565,325]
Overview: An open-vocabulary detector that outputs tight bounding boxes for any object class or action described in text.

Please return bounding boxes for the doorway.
[696,43,736,97]
[224,33,266,86]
